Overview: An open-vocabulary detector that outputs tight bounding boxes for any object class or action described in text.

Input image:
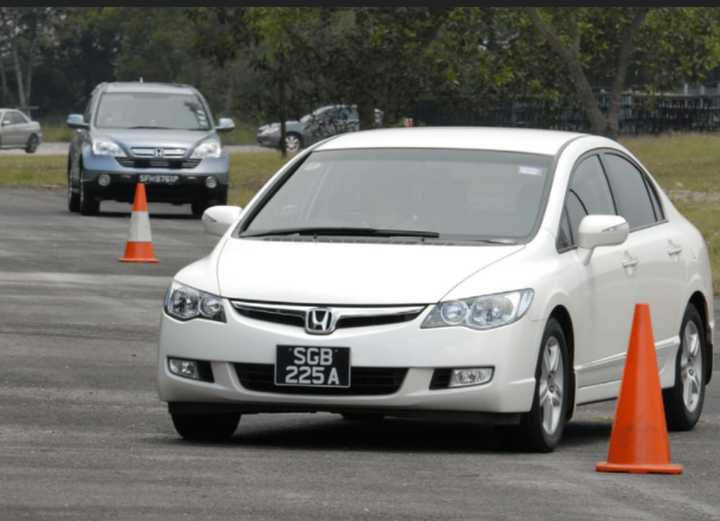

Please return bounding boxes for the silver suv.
[66,82,235,216]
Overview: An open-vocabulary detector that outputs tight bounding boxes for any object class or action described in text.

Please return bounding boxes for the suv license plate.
[275,346,350,388]
[138,174,178,184]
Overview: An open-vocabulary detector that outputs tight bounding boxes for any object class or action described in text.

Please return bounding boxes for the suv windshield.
[94,92,211,130]
[242,148,554,242]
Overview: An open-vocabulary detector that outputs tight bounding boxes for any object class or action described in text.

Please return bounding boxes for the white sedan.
[158,127,713,451]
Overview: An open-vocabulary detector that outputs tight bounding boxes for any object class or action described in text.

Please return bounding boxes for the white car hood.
[216,238,524,305]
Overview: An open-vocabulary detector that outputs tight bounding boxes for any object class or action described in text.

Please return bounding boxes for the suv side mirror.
[216,118,235,132]
[202,205,242,236]
[578,214,629,265]
[66,114,88,129]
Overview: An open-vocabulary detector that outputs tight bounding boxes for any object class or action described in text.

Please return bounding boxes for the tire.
[284,133,302,154]
[191,199,210,218]
[170,412,240,442]
[663,304,706,431]
[517,318,570,452]
[79,166,99,215]
[25,134,39,154]
[67,157,80,213]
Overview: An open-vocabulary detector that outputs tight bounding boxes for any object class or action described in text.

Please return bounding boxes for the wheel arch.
[548,304,576,419]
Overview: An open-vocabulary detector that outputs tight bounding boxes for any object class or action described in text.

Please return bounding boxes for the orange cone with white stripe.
[119,183,158,263]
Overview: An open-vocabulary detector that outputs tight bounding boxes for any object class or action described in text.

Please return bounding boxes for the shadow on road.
[97,210,197,221]
[150,416,614,454]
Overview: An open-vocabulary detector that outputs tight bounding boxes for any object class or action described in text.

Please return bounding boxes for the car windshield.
[94,92,211,130]
[242,148,554,242]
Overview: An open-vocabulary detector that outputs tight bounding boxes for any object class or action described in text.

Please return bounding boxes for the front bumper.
[82,153,229,203]
[157,300,544,416]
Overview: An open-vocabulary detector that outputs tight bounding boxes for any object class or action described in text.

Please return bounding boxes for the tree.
[0,7,61,110]
[526,7,720,137]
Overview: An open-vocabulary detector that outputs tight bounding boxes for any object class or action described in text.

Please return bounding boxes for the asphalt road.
[1,188,719,521]
[0,142,271,156]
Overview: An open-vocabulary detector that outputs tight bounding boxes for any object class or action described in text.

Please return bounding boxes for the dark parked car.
[66,82,235,216]
[257,105,383,153]
[0,108,42,153]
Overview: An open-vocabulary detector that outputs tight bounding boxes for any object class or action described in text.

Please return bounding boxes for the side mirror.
[1,119,9,127]
[216,117,235,132]
[202,205,242,237]
[578,214,629,265]
[66,114,88,129]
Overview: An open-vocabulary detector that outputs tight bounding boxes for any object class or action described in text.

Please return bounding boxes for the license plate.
[138,174,179,184]
[275,346,350,388]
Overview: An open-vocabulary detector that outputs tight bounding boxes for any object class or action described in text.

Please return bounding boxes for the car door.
[601,152,687,350]
[3,111,26,146]
[558,154,638,389]
[0,110,15,147]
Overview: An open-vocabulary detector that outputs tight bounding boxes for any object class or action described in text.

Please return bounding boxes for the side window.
[557,207,573,250]
[6,111,25,125]
[563,155,616,245]
[602,154,657,229]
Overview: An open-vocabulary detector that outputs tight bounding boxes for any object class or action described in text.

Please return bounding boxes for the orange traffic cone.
[119,183,158,263]
[596,303,682,474]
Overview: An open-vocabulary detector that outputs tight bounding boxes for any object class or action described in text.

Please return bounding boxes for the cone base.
[596,461,683,475]
[119,241,158,263]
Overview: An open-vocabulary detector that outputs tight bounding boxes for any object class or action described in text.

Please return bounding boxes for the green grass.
[1,132,719,290]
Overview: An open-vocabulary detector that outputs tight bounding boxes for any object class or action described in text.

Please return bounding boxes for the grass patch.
[1,132,719,290]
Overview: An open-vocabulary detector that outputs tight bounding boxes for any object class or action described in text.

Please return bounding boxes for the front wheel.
[663,304,706,431]
[25,134,39,154]
[79,172,99,215]
[67,158,80,213]
[517,318,570,452]
[170,412,240,442]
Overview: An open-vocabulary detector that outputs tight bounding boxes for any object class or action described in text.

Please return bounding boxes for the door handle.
[622,253,639,269]
[667,241,683,256]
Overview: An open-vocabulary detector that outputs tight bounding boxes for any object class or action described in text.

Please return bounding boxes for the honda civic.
[158,127,713,451]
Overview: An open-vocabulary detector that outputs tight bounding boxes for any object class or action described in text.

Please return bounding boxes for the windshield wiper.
[242,227,440,239]
[127,126,176,130]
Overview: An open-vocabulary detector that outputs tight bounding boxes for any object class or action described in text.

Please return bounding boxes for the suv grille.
[235,364,408,395]
[116,158,201,169]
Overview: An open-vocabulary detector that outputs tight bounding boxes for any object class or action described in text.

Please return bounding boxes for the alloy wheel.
[285,134,301,153]
[680,320,702,413]
[539,336,564,436]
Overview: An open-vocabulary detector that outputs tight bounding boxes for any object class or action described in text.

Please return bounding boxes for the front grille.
[116,158,201,169]
[235,363,408,395]
[231,301,425,332]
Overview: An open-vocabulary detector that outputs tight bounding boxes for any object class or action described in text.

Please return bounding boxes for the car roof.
[101,82,197,95]
[315,127,588,156]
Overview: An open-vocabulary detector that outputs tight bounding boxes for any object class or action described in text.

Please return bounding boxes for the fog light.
[98,173,111,187]
[449,367,493,388]
[205,176,218,189]
[168,357,200,380]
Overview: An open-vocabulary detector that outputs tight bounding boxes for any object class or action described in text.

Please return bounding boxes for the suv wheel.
[79,168,99,215]
[67,158,80,213]
[191,199,210,218]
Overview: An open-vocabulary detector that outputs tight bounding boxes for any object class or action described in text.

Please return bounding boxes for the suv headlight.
[92,138,126,157]
[164,282,226,323]
[191,140,221,159]
[421,289,534,330]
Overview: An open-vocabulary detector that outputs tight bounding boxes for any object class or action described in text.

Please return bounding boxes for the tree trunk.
[24,34,38,109]
[278,74,287,158]
[0,56,9,104]
[526,8,606,135]
[605,9,648,138]
[11,42,25,108]
[357,100,375,130]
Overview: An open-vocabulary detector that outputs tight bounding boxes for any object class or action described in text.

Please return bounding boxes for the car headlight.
[421,289,534,330]
[164,282,226,323]
[92,139,126,157]
[190,140,222,159]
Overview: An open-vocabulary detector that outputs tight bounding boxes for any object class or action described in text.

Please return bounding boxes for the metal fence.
[413,94,720,134]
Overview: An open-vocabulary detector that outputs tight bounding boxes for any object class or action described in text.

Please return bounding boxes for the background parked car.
[0,109,42,153]
[256,104,383,153]
[66,81,235,216]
